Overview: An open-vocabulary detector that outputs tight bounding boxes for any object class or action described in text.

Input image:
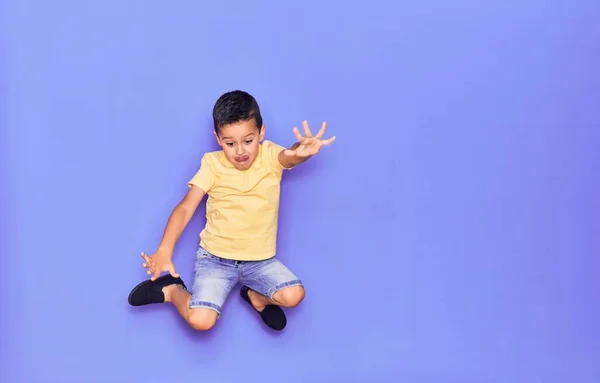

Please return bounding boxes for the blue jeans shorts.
[189,246,303,316]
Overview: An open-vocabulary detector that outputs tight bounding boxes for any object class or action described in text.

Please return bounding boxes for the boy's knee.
[187,308,218,331]
[274,285,305,308]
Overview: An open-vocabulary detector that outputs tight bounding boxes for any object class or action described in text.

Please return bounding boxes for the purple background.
[1,0,599,382]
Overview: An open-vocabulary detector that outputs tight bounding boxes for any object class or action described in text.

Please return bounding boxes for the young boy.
[127,90,335,331]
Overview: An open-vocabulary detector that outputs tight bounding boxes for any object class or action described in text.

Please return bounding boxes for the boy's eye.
[245,140,253,144]
[226,142,234,147]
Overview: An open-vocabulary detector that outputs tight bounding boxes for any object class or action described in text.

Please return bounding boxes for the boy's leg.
[162,285,219,331]
[128,247,239,331]
[239,257,305,330]
[244,283,305,310]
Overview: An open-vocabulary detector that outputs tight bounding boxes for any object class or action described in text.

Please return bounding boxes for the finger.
[315,121,327,139]
[141,254,152,269]
[151,269,161,281]
[169,265,180,278]
[141,252,151,263]
[292,127,304,142]
[302,120,313,137]
[321,136,336,146]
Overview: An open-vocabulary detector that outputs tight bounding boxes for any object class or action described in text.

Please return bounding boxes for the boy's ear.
[213,130,221,145]
[259,125,266,141]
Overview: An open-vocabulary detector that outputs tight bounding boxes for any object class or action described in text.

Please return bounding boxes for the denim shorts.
[189,246,303,316]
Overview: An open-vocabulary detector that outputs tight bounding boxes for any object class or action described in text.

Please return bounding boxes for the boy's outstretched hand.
[141,250,179,281]
[283,121,336,158]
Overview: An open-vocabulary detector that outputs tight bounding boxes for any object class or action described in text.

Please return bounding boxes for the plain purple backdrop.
[1,0,599,382]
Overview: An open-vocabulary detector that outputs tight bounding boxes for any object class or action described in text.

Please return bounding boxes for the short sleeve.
[262,140,290,171]
[188,154,216,192]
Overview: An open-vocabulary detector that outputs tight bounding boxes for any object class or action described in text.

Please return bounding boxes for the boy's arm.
[278,120,336,168]
[142,155,215,281]
[156,185,206,255]
[278,141,308,168]
[142,185,206,281]
[157,153,215,254]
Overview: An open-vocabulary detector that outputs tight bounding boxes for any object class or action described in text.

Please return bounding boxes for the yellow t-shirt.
[188,140,289,261]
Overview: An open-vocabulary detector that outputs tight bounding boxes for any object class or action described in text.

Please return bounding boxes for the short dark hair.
[212,90,263,134]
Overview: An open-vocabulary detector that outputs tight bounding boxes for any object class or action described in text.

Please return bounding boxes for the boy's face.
[214,119,265,170]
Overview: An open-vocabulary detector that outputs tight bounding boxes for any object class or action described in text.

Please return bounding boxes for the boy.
[127,90,335,331]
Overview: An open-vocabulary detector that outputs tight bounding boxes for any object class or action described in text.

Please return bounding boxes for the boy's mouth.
[235,155,249,163]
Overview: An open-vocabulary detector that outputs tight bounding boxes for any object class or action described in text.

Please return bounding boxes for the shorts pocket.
[196,247,211,259]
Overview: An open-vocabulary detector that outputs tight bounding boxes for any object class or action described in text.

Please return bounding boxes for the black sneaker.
[128,274,187,306]
[240,285,287,331]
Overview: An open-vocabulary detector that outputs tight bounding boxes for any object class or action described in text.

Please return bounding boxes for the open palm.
[284,120,336,158]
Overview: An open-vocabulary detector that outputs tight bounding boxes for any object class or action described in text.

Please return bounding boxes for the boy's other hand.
[283,120,336,158]
[141,251,179,281]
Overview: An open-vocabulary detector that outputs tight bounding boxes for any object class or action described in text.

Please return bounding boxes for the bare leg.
[163,284,218,331]
[247,285,305,311]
